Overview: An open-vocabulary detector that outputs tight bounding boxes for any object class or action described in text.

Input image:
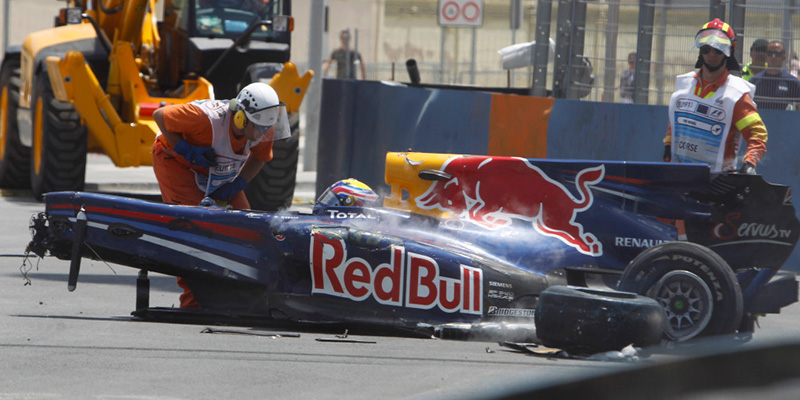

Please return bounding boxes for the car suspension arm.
[68,208,88,292]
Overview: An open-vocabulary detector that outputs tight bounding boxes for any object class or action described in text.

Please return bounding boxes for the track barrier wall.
[317,79,800,270]
[317,79,552,195]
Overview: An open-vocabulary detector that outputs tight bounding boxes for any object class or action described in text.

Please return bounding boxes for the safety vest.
[191,100,257,194]
[668,71,755,172]
[741,63,753,81]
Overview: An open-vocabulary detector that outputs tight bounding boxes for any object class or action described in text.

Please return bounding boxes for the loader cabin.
[58,0,293,99]
[157,0,294,99]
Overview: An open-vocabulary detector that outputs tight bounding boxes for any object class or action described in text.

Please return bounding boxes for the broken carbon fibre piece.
[200,327,300,338]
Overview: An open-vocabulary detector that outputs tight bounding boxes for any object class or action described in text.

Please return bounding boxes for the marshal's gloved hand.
[174,139,217,168]
[210,176,248,202]
[663,145,671,162]
[739,161,756,175]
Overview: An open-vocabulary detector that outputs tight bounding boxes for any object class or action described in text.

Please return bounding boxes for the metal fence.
[318,0,800,106]
[4,1,800,106]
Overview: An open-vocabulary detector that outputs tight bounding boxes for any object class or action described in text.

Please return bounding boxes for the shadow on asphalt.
[12,314,139,323]
[7,272,181,292]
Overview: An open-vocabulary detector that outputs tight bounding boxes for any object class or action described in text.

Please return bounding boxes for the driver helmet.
[317,179,379,207]
[692,18,740,71]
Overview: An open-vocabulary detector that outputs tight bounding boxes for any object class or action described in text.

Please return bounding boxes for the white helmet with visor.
[233,82,291,141]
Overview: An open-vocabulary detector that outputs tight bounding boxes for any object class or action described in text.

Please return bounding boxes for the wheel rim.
[0,86,7,160]
[649,270,713,341]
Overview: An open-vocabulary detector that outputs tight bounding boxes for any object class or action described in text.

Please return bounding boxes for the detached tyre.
[245,114,299,211]
[535,286,664,354]
[618,242,743,342]
[30,70,87,200]
[0,56,30,188]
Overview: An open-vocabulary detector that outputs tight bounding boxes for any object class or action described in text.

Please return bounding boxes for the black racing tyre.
[534,286,665,354]
[245,114,299,211]
[0,57,31,189]
[618,242,743,342]
[30,69,87,200]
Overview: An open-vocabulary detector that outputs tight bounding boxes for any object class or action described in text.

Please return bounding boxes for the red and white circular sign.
[438,0,484,27]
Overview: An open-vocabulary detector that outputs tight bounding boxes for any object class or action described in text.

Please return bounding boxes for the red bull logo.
[310,232,483,314]
[415,156,605,256]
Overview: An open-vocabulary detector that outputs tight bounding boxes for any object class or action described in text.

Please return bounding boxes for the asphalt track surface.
[0,157,603,399]
[4,3,800,398]
[2,156,800,399]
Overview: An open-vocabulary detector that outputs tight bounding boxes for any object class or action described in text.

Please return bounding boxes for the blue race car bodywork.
[27,153,800,343]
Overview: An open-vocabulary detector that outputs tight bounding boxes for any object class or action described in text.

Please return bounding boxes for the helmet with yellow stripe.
[316,179,380,208]
[692,18,740,71]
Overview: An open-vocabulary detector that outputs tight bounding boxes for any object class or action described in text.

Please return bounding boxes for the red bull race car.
[26,152,800,353]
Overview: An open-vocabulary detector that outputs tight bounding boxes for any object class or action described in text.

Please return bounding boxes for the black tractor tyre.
[535,286,665,355]
[617,242,743,342]
[0,57,31,189]
[30,70,87,200]
[245,115,299,211]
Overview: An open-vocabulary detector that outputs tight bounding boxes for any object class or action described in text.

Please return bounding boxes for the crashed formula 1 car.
[26,152,800,353]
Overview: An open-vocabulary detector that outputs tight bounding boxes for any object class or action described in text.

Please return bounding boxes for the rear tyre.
[245,114,299,211]
[30,70,87,200]
[535,286,665,354]
[618,242,743,342]
[0,57,31,188]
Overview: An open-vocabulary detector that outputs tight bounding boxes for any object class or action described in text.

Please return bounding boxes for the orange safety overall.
[151,103,273,308]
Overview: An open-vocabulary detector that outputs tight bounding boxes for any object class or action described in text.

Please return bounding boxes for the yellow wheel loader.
[0,0,312,210]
